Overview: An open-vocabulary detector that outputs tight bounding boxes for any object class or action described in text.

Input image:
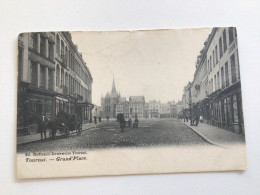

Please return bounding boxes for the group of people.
[117,113,139,131]
[126,118,139,128]
[182,114,203,126]
[91,114,139,131]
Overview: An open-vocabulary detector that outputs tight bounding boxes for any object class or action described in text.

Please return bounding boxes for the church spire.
[111,76,116,92]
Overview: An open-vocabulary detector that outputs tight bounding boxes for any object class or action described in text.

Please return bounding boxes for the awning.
[76,102,94,110]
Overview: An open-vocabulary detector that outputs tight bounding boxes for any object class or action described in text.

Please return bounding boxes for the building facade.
[182,82,191,119]
[160,103,171,118]
[176,101,183,117]
[182,27,244,134]
[17,32,93,135]
[116,97,129,118]
[148,100,161,118]
[168,101,177,118]
[129,96,145,118]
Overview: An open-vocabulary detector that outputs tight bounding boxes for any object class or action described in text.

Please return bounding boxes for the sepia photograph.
[16,28,247,179]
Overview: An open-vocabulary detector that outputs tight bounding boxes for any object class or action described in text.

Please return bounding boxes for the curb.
[17,125,97,146]
[180,120,226,148]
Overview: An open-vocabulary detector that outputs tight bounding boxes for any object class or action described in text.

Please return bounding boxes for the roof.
[119,97,126,103]
[129,96,145,103]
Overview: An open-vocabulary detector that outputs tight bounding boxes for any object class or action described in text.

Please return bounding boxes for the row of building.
[182,27,244,134]
[17,32,93,135]
[99,79,182,119]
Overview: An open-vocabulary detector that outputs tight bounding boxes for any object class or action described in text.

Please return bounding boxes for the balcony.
[29,50,55,69]
[76,94,83,101]
[55,54,67,67]
[69,92,76,99]
[61,85,68,95]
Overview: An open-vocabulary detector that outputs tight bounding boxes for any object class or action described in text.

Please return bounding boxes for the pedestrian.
[133,116,139,128]
[128,118,132,127]
[94,116,97,124]
[199,115,203,123]
[99,116,101,123]
[186,115,189,122]
[191,116,194,126]
[195,115,199,126]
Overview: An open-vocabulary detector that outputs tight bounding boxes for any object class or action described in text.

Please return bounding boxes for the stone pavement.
[17,122,96,145]
[181,120,246,148]
[17,119,211,152]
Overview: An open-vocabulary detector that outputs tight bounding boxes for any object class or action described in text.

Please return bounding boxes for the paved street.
[17,118,211,152]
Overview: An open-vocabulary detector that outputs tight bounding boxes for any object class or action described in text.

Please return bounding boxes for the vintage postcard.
[16,28,247,179]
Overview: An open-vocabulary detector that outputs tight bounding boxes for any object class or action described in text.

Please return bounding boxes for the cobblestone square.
[17,119,211,153]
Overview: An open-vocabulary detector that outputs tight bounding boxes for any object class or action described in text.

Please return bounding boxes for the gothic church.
[101,78,120,118]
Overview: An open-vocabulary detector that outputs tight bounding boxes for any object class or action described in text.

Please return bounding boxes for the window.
[56,35,60,54]
[210,56,212,71]
[215,45,218,64]
[217,72,220,90]
[65,73,68,88]
[221,67,225,89]
[225,61,229,87]
[232,95,239,123]
[230,54,237,83]
[56,65,60,87]
[211,79,213,93]
[40,36,45,56]
[48,69,53,90]
[65,47,68,64]
[69,76,71,93]
[214,75,217,92]
[207,60,210,72]
[48,43,51,59]
[61,41,64,57]
[31,61,37,86]
[208,80,211,93]
[68,51,70,68]
[72,57,74,71]
[30,33,38,50]
[40,65,45,88]
[228,27,234,45]
[213,50,215,67]
[61,68,64,86]
[18,47,23,81]
[223,29,227,53]
[237,49,240,80]
[219,37,223,58]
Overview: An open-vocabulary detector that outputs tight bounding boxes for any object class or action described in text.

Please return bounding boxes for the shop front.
[76,102,94,123]
[55,96,70,116]
[17,83,57,135]
[219,82,244,134]
[203,82,244,134]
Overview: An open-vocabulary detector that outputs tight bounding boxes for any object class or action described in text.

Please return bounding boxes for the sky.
[71,28,212,106]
